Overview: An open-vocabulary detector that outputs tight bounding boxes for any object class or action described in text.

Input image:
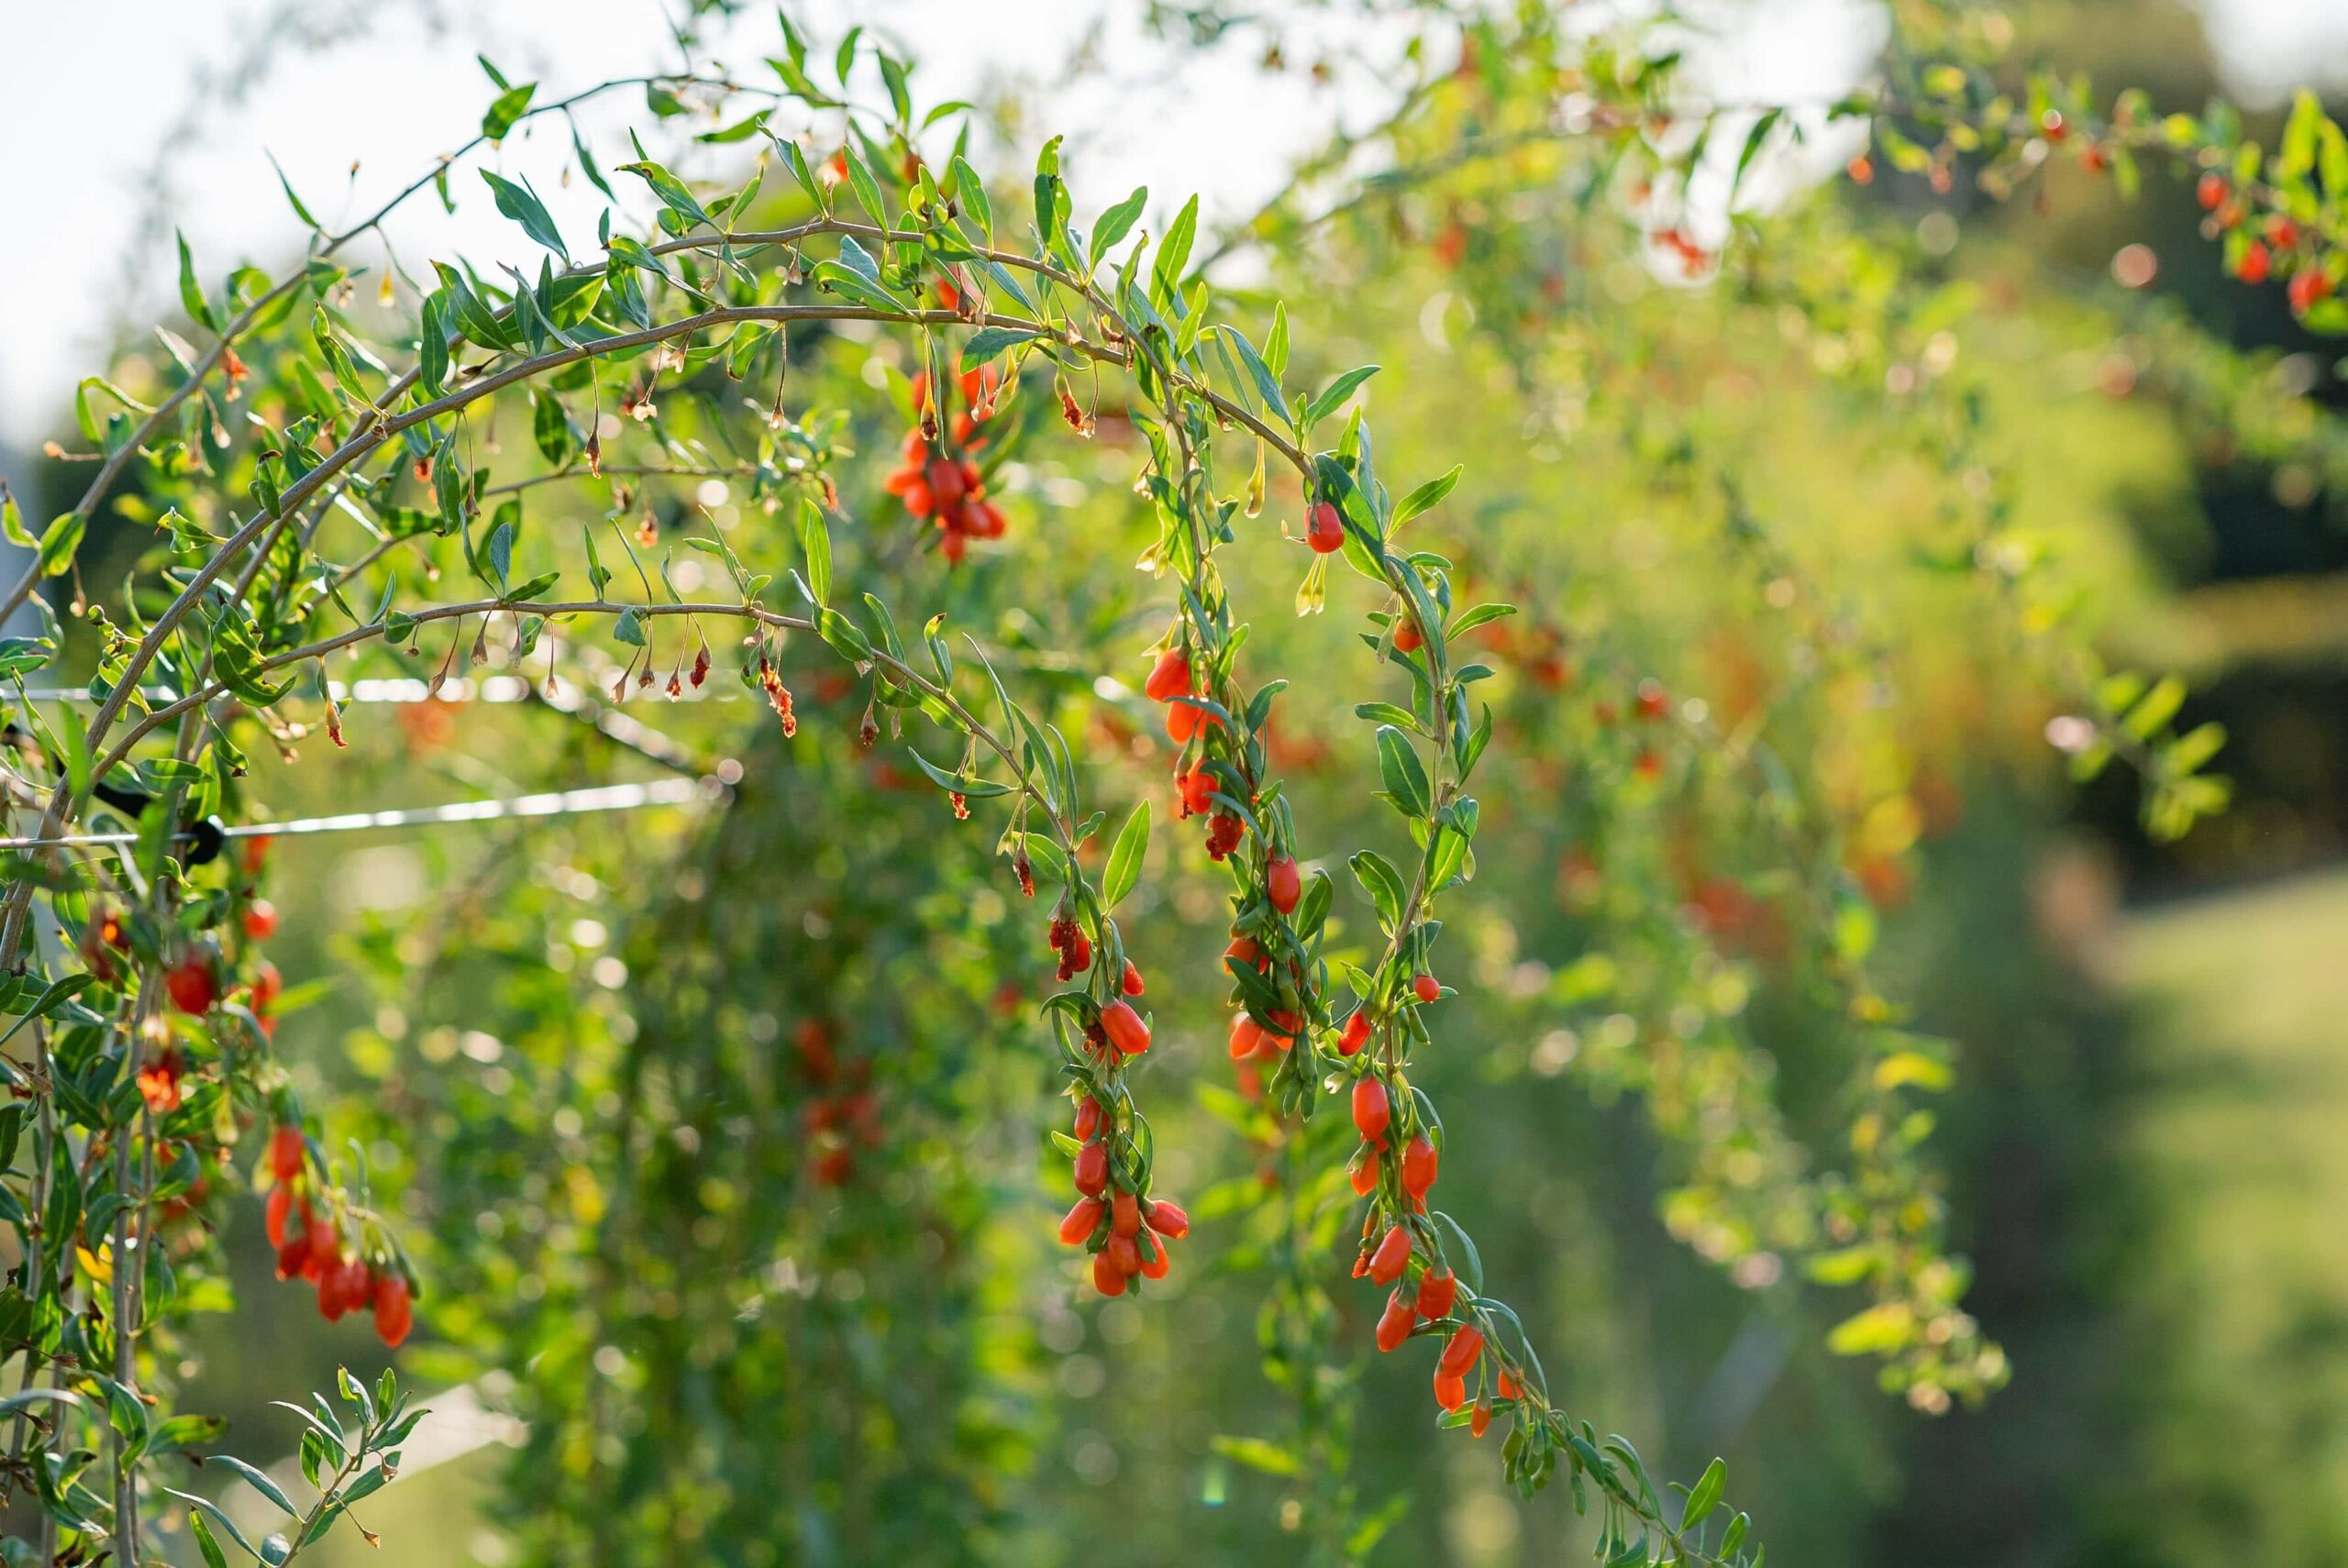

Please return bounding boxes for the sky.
[0,0,2342,457]
[0,0,1415,447]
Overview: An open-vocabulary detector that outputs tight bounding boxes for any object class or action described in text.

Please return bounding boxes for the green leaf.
[417,293,450,395]
[798,497,832,605]
[836,234,881,283]
[267,152,319,230]
[817,606,873,662]
[531,389,571,466]
[1732,109,1783,198]
[191,1509,232,1568]
[842,142,888,226]
[1102,801,1149,910]
[909,750,1012,799]
[1152,194,1199,298]
[176,231,217,331]
[1350,850,1406,931]
[1682,1457,1726,1527]
[165,1488,264,1562]
[480,170,568,259]
[2280,89,2323,182]
[961,326,1038,369]
[37,511,84,579]
[617,155,711,231]
[0,1386,82,1419]
[1826,1301,1915,1357]
[1305,365,1380,427]
[1091,186,1148,265]
[1375,725,1432,819]
[1448,602,1515,636]
[1217,328,1290,425]
[482,80,537,141]
[1209,1435,1300,1476]
[213,1453,297,1517]
[1393,465,1462,526]
[949,155,992,237]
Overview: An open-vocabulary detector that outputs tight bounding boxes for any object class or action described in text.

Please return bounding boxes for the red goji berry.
[1307,500,1345,553]
[1267,854,1301,915]
[373,1272,413,1348]
[1415,1267,1457,1320]
[1402,1133,1439,1200]
[1100,999,1151,1055]
[1059,1197,1104,1244]
[1368,1224,1412,1286]
[1376,1289,1416,1353]
[1092,1251,1127,1297]
[1073,1140,1108,1198]
[1144,646,1191,702]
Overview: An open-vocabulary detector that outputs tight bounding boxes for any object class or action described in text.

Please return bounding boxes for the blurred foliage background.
[17,0,2348,1562]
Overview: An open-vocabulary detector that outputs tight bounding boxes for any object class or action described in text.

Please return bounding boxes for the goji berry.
[1402,1133,1439,1200]
[164,956,216,1015]
[1144,646,1191,702]
[373,1272,413,1348]
[1092,1251,1127,1297]
[1073,1140,1108,1198]
[1376,1289,1416,1353]
[1368,1224,1412,1286]
[1267,854,1301,915]
[1099,999,1151,1055]
[1059,1197,1104,1244]
[1307,500,1345,553]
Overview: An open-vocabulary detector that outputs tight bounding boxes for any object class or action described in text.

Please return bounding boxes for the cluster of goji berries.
[1223,929,1308,1104]
[1043,917,1180,1295]
[261,1123,413,1347]
[92,850,286,1116]
[881,364,1006,562]
[2196,171,2339,315]
[1150,641,1250,862]
[793,1020,882,1187]
[1335,968,1514,1426]
[1057,1081,1189,1297]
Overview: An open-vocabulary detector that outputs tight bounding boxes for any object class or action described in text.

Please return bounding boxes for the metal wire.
[0,776,725,854]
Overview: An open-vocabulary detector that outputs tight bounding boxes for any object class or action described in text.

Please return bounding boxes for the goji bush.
[0,2,2336,1562]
